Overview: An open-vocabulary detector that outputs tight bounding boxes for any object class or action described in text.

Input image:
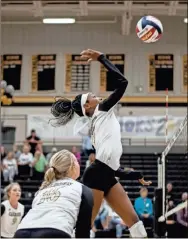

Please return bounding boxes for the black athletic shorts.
[82,159,118,196]
[14,228,71,238]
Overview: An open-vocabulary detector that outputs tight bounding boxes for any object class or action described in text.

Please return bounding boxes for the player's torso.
[90,109,122,169]
[1,201,24,237]
[18,178,82,234]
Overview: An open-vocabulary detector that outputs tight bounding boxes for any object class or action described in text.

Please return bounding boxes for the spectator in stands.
[82,135,94,156]
[134,187,153,227]
[166,200,177,238]
[25,129,42,155]
[13,144,21,160]
[71,146,81,165]
[32,150,48,180]
[108,209,127,238]
[1,145,7,160]
[1,146,6,181]
[166,182,175,204]
[35,142,43,154]
[18,145,33,178]
[46,147,57,163]
[176,192,188,238]
[2,152,18,182]
[86,153,95,168]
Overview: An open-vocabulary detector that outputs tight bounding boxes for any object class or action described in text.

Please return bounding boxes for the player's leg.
[105,183,147,238]
[91,189,104,225]
[81,160,105,225]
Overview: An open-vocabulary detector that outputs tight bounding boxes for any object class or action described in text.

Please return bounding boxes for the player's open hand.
[139,178,152,186]
[80,49,103,63]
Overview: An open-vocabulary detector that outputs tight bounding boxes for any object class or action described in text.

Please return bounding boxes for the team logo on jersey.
[37,188,61,205]
[9,212,21,217]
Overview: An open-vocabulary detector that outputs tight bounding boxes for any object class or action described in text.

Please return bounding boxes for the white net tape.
[159,114,187,218]
[163,114,187,157]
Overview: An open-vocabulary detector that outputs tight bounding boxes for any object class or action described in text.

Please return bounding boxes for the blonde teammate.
[14,150,93,238]
[1,183,24,238]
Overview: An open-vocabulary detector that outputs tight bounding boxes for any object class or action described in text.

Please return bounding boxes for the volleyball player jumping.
[51,49,151,238]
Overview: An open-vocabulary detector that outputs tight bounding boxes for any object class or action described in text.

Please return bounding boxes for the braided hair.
[50,95,84,127]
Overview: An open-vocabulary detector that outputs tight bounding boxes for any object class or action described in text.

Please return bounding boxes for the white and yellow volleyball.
[136,16,163,43]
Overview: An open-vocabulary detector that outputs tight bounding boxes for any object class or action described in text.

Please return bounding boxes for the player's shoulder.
[57,178,82,192]
[78,182,93,196]
[92,105,107,120]
[1,200,9,206]
[70,179,91,194]
[18,202,24,209]
[71,179,83,189]
[81,184,92,195]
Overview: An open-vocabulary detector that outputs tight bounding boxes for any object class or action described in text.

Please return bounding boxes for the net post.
[161,153,166,218]
[165,88,168,144]
[157,156,163,188]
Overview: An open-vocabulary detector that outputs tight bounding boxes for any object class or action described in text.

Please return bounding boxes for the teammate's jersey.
[90,55,128,170]
[17,178,93,238]
[1,200,24,238]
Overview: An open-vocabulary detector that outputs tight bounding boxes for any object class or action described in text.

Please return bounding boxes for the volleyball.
[136,16,163,43]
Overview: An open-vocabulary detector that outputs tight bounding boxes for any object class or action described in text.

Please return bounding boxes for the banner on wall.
[1,54,22,90]
[148,54,174,92]
[27,115,184,139]
[31,54,56,92]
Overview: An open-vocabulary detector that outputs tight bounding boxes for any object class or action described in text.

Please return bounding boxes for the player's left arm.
[98,54,128,111]
[80,49,128,111]
[75,185,93,238]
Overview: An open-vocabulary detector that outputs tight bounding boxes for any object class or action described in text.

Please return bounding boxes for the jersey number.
[37,189,61,205]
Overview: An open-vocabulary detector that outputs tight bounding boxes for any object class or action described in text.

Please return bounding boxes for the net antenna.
[158,114,187,218]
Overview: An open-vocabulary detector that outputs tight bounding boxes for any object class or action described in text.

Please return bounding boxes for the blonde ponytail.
[40,167,56,190]
[39,149,75,190]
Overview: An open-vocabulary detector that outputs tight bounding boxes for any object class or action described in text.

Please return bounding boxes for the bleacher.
[1,153,187,237]
[166,153,188,203]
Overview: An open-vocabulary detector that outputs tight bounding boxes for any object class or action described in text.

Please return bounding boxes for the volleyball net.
[157,114,187,223]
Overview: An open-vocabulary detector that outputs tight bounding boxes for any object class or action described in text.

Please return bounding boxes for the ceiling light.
[184,18,188,23]
[43,18,75,24]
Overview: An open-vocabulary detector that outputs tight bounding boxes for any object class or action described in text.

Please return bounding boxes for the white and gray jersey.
[1,200,24,238]
[90,55,128,170]
[17,178,93,238]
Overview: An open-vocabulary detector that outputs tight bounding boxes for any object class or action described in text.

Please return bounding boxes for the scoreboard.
[1,54,22,90]
[32,54,56,92]
[149,54,174,92]
[65,54,90,92]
